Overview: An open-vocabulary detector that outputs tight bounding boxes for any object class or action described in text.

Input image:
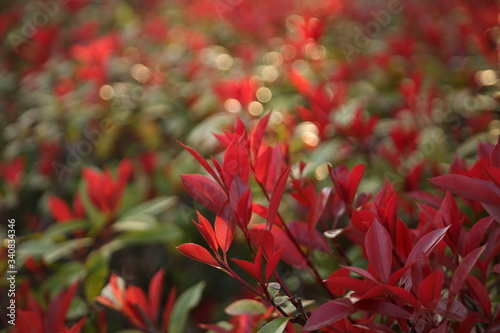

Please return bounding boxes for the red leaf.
[303,299,355,331]
[458,313,480,333]
[388,265,413,287]
[417,270,443,310]
[179,142,223,186]
[465,217,493,255]
[250,113,271,162]
[406,226,450,266]
[265,247,284,280]
[232,257,261,281]
[343,266,379,284]
[253,224,306,268]
[161,287,177,332]
[48,196,73,222]
[365,221,392,283]
[194,211,218,252]
[215,202,236,253]
[435,298,467,321]
[148,268,165,323]
[354,299,412,319]
[354,321,397,333]
[124,286,150,330]
[289,220,330,252]
[236,189,252,228]
[325,276,375,294]
[229,176,251,227]
[347,164,366,204]
[47,281,80,333]
[429,174,500,206]
[325,268,350,296]
[223,137,250,188]
[16,310,43,333]
[181,174,227,213]
[248,228,275,258]
[307,187,332,240]
[466,275,491,317]
[177,243,220,267]
[448,246,485,303]
[266,165,291,230]
[490,138,500,168]
[385,285,421,309]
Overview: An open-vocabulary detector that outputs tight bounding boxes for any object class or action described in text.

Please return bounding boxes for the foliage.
[0,0,499,332]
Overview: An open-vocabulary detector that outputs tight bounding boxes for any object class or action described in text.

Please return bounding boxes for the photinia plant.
[177,114,500,332]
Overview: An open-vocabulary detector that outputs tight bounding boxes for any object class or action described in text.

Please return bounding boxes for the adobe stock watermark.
[52,86,147,181]
[212,0,243,20]
[337,0,403,61]
[7,0,71,53]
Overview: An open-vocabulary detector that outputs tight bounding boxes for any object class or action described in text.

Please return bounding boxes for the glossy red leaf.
[465,217,493,255]
[354,299,412,319]
[325,276,375,294]
[417,270,443,310]
[289,220,330,252]
[303,299,355,331]
[232,257,261,281]
[365,221,392,283]
[181,174,227,213]
[253,224,306,268]
[265,247,284,280]
[448,246,485,303]
[194,211,218,252]
[248,228,275,258]
[179,142,222,186]
[466,275,491,317]
[429,174,500,206]
[215,202,236,253]
[325,268,350,296]
[148,268,165,323]
[177,243,220,267]
[307,187,332,240]
[229,176,251,227]
[343,266,379,284]
[406,226,450,266]
[385,285,420,309]
[388,265,413,287]
[484,166,500,189]
[347,164,366,204]
[266,165,291,230]
[250,113,271,162]
[223,137,250,188]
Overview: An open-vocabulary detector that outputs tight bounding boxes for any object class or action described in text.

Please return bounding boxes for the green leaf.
[168,281,205,333]
[44,220,89,239]
[257,317,290,333]
[115,224,182,244]
[42,261,84,297]
[119,196,178,221]
[43,238,93,264]
[225,299,268,316]
[84,251,109,300]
